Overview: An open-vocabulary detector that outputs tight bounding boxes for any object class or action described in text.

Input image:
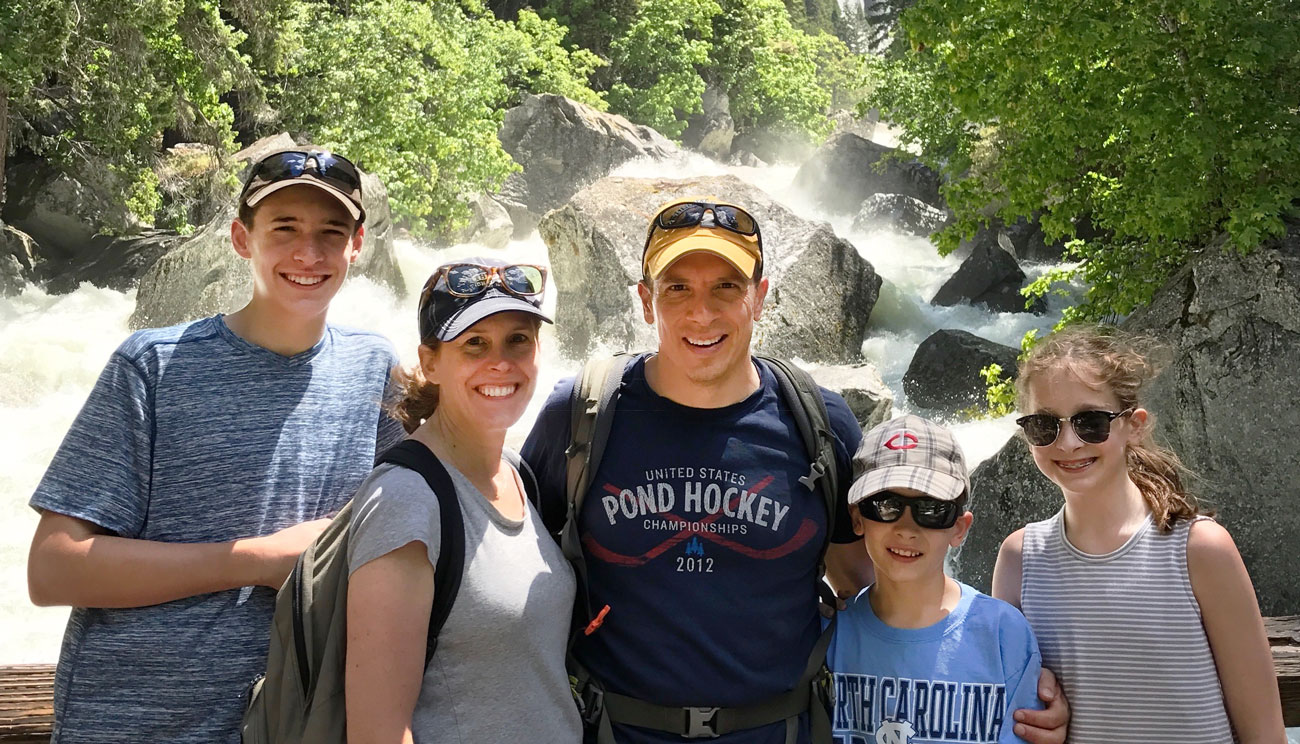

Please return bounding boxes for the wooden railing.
[3,616,1299,740]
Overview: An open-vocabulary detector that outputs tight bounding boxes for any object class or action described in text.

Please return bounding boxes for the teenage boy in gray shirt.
[27,149,404,744]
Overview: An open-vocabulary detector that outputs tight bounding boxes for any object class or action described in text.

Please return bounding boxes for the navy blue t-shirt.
[522,355,863,744]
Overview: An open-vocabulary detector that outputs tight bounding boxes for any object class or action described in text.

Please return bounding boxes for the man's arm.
[28,510,327,608]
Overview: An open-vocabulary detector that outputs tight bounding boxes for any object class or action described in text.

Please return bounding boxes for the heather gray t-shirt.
[29,315,404,744]
[348,459,581,744]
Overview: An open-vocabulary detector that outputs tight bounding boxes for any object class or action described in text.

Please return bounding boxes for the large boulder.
[450,194,514,250]
[3,159,145,261]
[1003,216,1067,264]
[931,230,1046,314]
[807,362,895,431]
[903,330,1019,412]
[131,137,403,329]
[538,174,882,363]
[793,133,943,215]
[852,193,951,238]
[959,220,1300,615]
[682,85,735,161]
[496,94,680,236]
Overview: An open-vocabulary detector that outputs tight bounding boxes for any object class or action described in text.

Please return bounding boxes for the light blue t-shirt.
[29,315,404,744]
[827,582,1043,744]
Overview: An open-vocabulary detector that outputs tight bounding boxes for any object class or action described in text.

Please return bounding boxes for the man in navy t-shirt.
[521,199,1069,744]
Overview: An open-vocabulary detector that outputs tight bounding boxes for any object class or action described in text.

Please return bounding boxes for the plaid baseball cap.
[848,415,971,504]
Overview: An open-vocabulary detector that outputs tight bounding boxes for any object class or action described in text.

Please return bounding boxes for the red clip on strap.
[584,604,611,636]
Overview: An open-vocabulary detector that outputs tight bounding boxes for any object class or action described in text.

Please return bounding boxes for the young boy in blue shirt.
[829,415,1044,744]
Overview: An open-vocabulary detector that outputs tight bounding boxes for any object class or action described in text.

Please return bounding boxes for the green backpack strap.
[562,352,636,632]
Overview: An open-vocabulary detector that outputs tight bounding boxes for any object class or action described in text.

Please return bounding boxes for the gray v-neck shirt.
[348,458,581,743]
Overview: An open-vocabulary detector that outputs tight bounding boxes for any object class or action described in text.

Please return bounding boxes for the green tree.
[275,0,603,233]
[1,0,248,224]
[870,0,1300,319]
[606,0,721,139]
[711,0,832,138]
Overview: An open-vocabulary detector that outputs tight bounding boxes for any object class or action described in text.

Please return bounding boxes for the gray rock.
[931,230,1046,314]
[683,85,736,161]
[1003,216,1067,264]
[45,230,184,294]
[451,194,514,250]
[131,163,403,330]
[0,221,44,296]
[852,193,951,238]
[4,160,145,260]
[537,174,882,363]
[728,150,767,168]
[903,329,1019,412]
[496,94,680,237]
[794,133,943,215]
[808,363,894,430]
[959,220,1300,614]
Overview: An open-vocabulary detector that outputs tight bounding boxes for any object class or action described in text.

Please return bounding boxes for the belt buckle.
[684,706,720,738]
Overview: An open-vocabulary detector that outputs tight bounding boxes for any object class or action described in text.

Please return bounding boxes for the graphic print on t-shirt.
[584,464,820,571]
[832,673,1008,744]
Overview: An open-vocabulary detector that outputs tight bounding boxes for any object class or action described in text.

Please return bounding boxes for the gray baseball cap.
[848,415,971,504]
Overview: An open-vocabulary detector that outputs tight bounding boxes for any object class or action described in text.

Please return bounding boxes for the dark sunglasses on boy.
[857,491,965,530]
[240,150,363,203]
[1015,409,1134,447]
[424,263,547,302]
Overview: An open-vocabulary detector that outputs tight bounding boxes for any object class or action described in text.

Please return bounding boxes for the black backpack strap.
[755,356,840,547]
[377,439,465,667]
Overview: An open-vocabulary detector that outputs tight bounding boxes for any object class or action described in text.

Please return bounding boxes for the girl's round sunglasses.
[1015,409,1134,447]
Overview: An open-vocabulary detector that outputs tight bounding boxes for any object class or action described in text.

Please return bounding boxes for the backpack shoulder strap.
[560,352,635,635]
[754,356,840,554]
[563,353,634,522]
[377,439,465,667]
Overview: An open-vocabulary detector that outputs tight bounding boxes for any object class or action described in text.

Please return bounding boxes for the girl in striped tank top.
[990,326,1284,743]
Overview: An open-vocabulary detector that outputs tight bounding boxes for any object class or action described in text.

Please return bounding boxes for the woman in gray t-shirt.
[344,260,581,744]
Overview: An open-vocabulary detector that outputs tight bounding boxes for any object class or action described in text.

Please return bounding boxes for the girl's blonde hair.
[1015,325,1208,531]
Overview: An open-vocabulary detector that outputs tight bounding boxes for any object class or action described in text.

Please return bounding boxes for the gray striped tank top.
[1020,510,1234,743]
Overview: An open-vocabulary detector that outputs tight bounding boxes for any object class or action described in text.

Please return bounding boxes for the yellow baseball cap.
[642,199,763,280]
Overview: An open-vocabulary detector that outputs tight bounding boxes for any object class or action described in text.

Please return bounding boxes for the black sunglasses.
[857,491,965,530]
[240,150,363,201]
[652,201,760,237]
[1015,409,1134,447]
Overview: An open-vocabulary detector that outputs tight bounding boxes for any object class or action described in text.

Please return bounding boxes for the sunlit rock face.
[539,174,881,364]
[497,94,681,237]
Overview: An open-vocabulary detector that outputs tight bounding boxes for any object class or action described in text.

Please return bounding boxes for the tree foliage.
[606,0,720,138]
[3,0,249,224]
[869,0,1300,319]
[2,0,604,234]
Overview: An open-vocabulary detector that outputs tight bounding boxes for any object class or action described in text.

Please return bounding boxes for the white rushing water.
[1,153,1066,663]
